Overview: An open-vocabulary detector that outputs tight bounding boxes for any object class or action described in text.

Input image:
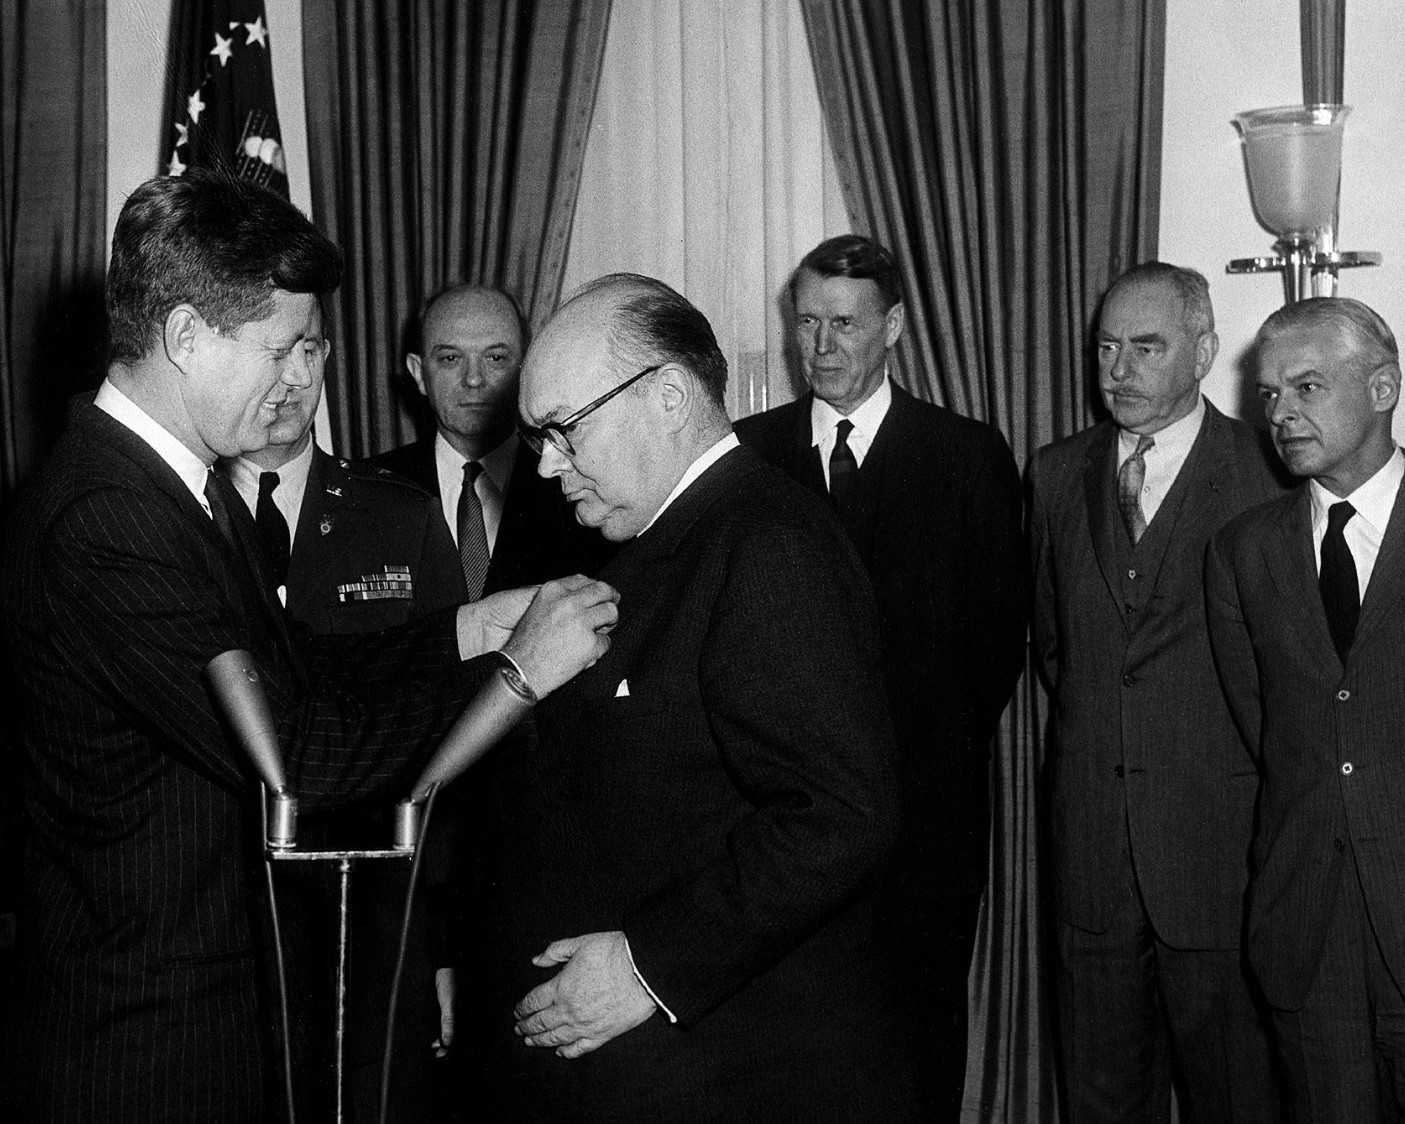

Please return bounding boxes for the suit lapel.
[783,394,827,499]
[1082,425,1127,626]
[1263,488,1341,673]
[1353,478,1405,651]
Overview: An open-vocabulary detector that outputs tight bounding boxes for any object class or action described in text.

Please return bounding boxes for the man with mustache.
[1029,262,1282,1121]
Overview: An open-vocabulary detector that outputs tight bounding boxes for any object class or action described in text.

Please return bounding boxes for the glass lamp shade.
[1234,104,1349,241]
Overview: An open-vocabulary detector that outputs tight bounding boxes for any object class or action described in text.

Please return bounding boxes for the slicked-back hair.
[1104,261,1215,337]
[1257,296,1400,380]
[572,273,729,408]
[106,170,343,366]
[794,234,903,311]
[409,283,528,356]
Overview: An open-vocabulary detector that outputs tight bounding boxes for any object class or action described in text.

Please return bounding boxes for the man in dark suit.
[221,297,469,1120]
[1207,297,1405,1120]
[1029,262,1282,1122]
[474,273,918,1121]
[735,234,1026,1118]
[373,283,611,595]
[0,171,616,1122]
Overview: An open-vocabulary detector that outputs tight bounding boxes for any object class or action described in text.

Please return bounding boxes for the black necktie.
[457,462,490,600]
[255,470,291,589]
[1320,500,1360,662]
[1117,433,1155,544]
[830,419,858,517]
[205,469,236,546]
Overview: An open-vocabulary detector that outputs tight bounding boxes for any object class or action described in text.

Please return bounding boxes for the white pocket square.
[615,679,630,697]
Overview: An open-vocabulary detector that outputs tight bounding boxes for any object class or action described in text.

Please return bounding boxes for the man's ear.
[655,364,692,434]
[164,305,203,373]
[885,302,906,349]
[1194,330,1220,383]
[406,353,428,398]
[1369,361,1401,414]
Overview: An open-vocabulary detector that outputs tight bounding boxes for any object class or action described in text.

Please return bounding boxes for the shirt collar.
[1118,394,1205,463]
[638,433,741,536]
[1310,446,1405,536]
[435,428,517,493]
[228,434,315,497]
[810,373,893,447]
[95,378,211,509]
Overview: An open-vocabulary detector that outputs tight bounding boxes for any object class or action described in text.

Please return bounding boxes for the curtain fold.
[301,0,611,458]
[801,3,1165,1120]
[0,0,107,505]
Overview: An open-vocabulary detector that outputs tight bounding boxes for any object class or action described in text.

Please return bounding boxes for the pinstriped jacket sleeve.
[39,479,484,810]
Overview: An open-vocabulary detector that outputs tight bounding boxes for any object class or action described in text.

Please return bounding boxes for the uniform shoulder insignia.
[347,459,436,498]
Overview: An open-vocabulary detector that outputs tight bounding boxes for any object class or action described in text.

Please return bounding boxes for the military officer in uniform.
[220,299,467,1122]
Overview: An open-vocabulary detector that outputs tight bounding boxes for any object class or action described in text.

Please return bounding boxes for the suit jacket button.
[1114,764,1125,778]
[1122,673,1136,687]
[1337,689,1351,701]
[1341,762,1354,776]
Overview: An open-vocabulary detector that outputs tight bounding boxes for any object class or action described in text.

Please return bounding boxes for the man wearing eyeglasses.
[468,273,919,1121]
[374,284,612,598]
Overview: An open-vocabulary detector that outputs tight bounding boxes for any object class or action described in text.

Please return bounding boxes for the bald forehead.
[520,295,621,422]
[423,288,522,348]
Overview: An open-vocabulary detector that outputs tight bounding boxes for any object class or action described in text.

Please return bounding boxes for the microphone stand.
[205,650,536,1124]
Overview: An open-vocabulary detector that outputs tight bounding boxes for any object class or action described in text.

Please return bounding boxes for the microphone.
[394,662,537,848]
[205,649,297,849]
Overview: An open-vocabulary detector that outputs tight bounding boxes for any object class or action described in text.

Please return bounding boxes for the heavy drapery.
[301,0,612,458]
[801,2,1166,1119]
[0,0,107,506]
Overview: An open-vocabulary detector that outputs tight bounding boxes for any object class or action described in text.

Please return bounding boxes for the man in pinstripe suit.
[0,171,616,1123]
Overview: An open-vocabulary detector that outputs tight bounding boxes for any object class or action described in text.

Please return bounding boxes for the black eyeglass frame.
[518,363,664,457]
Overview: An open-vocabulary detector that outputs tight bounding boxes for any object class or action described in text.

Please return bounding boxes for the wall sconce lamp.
[1227,103,1379,304]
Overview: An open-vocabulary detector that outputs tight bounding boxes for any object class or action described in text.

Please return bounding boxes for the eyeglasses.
[518,363,663,457]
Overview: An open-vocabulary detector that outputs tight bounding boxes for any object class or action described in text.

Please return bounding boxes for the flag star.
[187,90,205,124]
[175,122,189,146]
[244,16,268,48]
[210,32,233,66]
[168,150,186,176]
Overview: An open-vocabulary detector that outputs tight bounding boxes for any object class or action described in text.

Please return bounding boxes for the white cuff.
[623,935,677,1024]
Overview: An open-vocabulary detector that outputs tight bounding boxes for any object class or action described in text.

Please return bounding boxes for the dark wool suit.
[0,404,497,1122]
[1029,403,1284,1122]
[371,436,614,593]
[1208,477,1405,1113]
[472,445,919,1122]
[735,383,1026,1116]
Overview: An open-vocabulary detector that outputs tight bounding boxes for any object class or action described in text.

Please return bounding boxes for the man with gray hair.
[1208,297,1405,1119]
[469,273,919,1120]
[1030,262,1282,1121]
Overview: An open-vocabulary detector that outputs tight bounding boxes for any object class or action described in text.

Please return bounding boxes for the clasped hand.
[513,930,657,1058]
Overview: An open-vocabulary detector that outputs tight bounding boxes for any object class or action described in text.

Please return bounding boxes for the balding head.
[406,284,525,459]
[519,274,731,540]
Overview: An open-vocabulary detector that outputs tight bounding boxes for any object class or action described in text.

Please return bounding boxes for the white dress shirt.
[227,436,315,537]
[95,379,212,514]
[1310,447,1405,595]
[810,374,893,489]
[1116,394,1206,527]
[435,429,514,554]
[637,433,741,538]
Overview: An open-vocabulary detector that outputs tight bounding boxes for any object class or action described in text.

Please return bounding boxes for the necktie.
[1117,434,1156,544]
[1320,500,1360,662]
[255,470,291,589]
[205,469,236,546]
[457,461,490,600]
[830,419,858,517]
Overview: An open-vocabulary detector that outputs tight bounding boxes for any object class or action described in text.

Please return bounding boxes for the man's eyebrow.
[1128,332,1167,345]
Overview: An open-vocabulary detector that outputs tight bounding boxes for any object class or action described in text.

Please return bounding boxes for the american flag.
[162,0,289,197]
